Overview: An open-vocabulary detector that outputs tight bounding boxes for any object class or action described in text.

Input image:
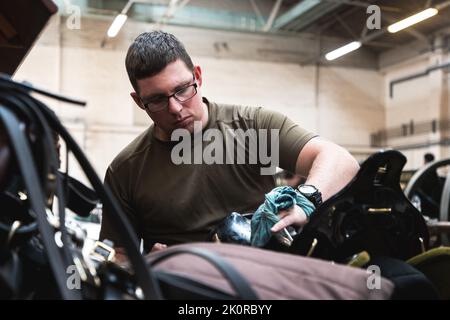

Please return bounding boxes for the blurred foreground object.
[0,0,57,75]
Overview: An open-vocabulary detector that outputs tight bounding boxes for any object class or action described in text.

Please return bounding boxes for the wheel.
[405,159,450,244]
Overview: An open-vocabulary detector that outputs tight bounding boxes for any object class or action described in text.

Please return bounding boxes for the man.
[100,31,359,258]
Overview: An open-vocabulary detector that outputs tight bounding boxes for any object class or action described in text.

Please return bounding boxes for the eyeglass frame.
[140,74,198,113]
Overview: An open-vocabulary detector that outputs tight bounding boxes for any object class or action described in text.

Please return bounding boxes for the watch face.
[299,185,316,194]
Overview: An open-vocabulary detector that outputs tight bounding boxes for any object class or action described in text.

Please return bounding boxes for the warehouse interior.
[1,0,450,300]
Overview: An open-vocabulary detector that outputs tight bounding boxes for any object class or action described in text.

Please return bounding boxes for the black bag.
[290,150,429,262]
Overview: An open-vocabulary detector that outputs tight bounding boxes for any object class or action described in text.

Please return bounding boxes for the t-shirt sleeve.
[99,166,140,248]
[255,107,318,173]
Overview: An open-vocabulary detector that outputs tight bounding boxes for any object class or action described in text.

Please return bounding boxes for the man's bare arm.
[295,137,360,201]
[272,137,359,232]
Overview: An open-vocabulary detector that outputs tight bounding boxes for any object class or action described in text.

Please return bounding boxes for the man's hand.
[271,205,309,233]
[150,242,168,252]
[113,247,128,265]
[110,243,168,266]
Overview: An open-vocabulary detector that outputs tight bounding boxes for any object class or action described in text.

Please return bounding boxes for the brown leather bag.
[147,242,394,300]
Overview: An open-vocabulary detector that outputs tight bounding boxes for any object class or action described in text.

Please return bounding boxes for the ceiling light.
[107,14,128,38]
[387,8,438,33]
[325,41,362,61]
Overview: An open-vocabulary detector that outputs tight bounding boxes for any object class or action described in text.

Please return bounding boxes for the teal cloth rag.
[250,186,316,247]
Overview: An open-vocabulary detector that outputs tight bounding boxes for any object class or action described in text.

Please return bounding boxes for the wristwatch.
[297,184,322,208]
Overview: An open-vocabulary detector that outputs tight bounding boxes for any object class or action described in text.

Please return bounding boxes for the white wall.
[383,56,441,128]
[318,66,384,147]
[380,50,450,170]
[193,57,317,132]
[14,15,384,181]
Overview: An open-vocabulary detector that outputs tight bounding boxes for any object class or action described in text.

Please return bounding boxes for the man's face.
[131,59,208,140]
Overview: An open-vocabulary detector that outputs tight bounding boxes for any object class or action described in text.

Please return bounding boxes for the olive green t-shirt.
[100,98,317,251]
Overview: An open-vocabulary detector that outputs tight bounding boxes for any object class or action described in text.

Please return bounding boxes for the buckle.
[90,239,116,262]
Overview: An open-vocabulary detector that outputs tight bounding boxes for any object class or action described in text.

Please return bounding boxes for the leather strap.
[0,193,37,249]
[0,106,80,299]
[149,247,259,300]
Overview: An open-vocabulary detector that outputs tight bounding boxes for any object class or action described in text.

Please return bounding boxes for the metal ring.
[7,220,22,246]
[306,238,318,257]
[419,237,426,253]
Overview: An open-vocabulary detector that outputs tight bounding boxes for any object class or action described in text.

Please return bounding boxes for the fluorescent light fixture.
[107,14,128,38]
[387,8,438,33]
[325,41,362,61]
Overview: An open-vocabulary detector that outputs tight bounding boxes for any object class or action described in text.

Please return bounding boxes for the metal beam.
[263,0,283,32]
[318,5,360,33]
[159,0,180,24]
[128,3,265,32]
[321,0,374,7]
[360,24,368,38]
[436,0,450,10]
[178,0,190,11]
[301,17,388,65]
[122,0,134,14]
[158,0,191,26]
[272,0,321,30]
[334,13,357,39]
[273,0,397,32]
[361,28,388,44]
[249,0,265,26]
[364,40,399,49]
[278,0,342,31]
[321,0,400,12]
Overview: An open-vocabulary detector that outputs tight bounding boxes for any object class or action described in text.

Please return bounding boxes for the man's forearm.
[304,144,359,201]
[264,138,360,233]
[296,138,360,202]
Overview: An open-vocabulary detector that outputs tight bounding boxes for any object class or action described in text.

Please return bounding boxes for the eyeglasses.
[141,75,198,113]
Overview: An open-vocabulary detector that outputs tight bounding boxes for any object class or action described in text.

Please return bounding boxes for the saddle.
[290,150,429,262]
[212,151,429,263]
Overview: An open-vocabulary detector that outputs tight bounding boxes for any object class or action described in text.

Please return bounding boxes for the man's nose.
[167,97,183,114]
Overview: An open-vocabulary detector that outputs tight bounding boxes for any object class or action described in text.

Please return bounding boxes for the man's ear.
[131,92,146,111]
[193,65,203,87]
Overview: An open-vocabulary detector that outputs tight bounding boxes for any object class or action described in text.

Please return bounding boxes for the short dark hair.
[125,31,194,94]
[424,153,435,163]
